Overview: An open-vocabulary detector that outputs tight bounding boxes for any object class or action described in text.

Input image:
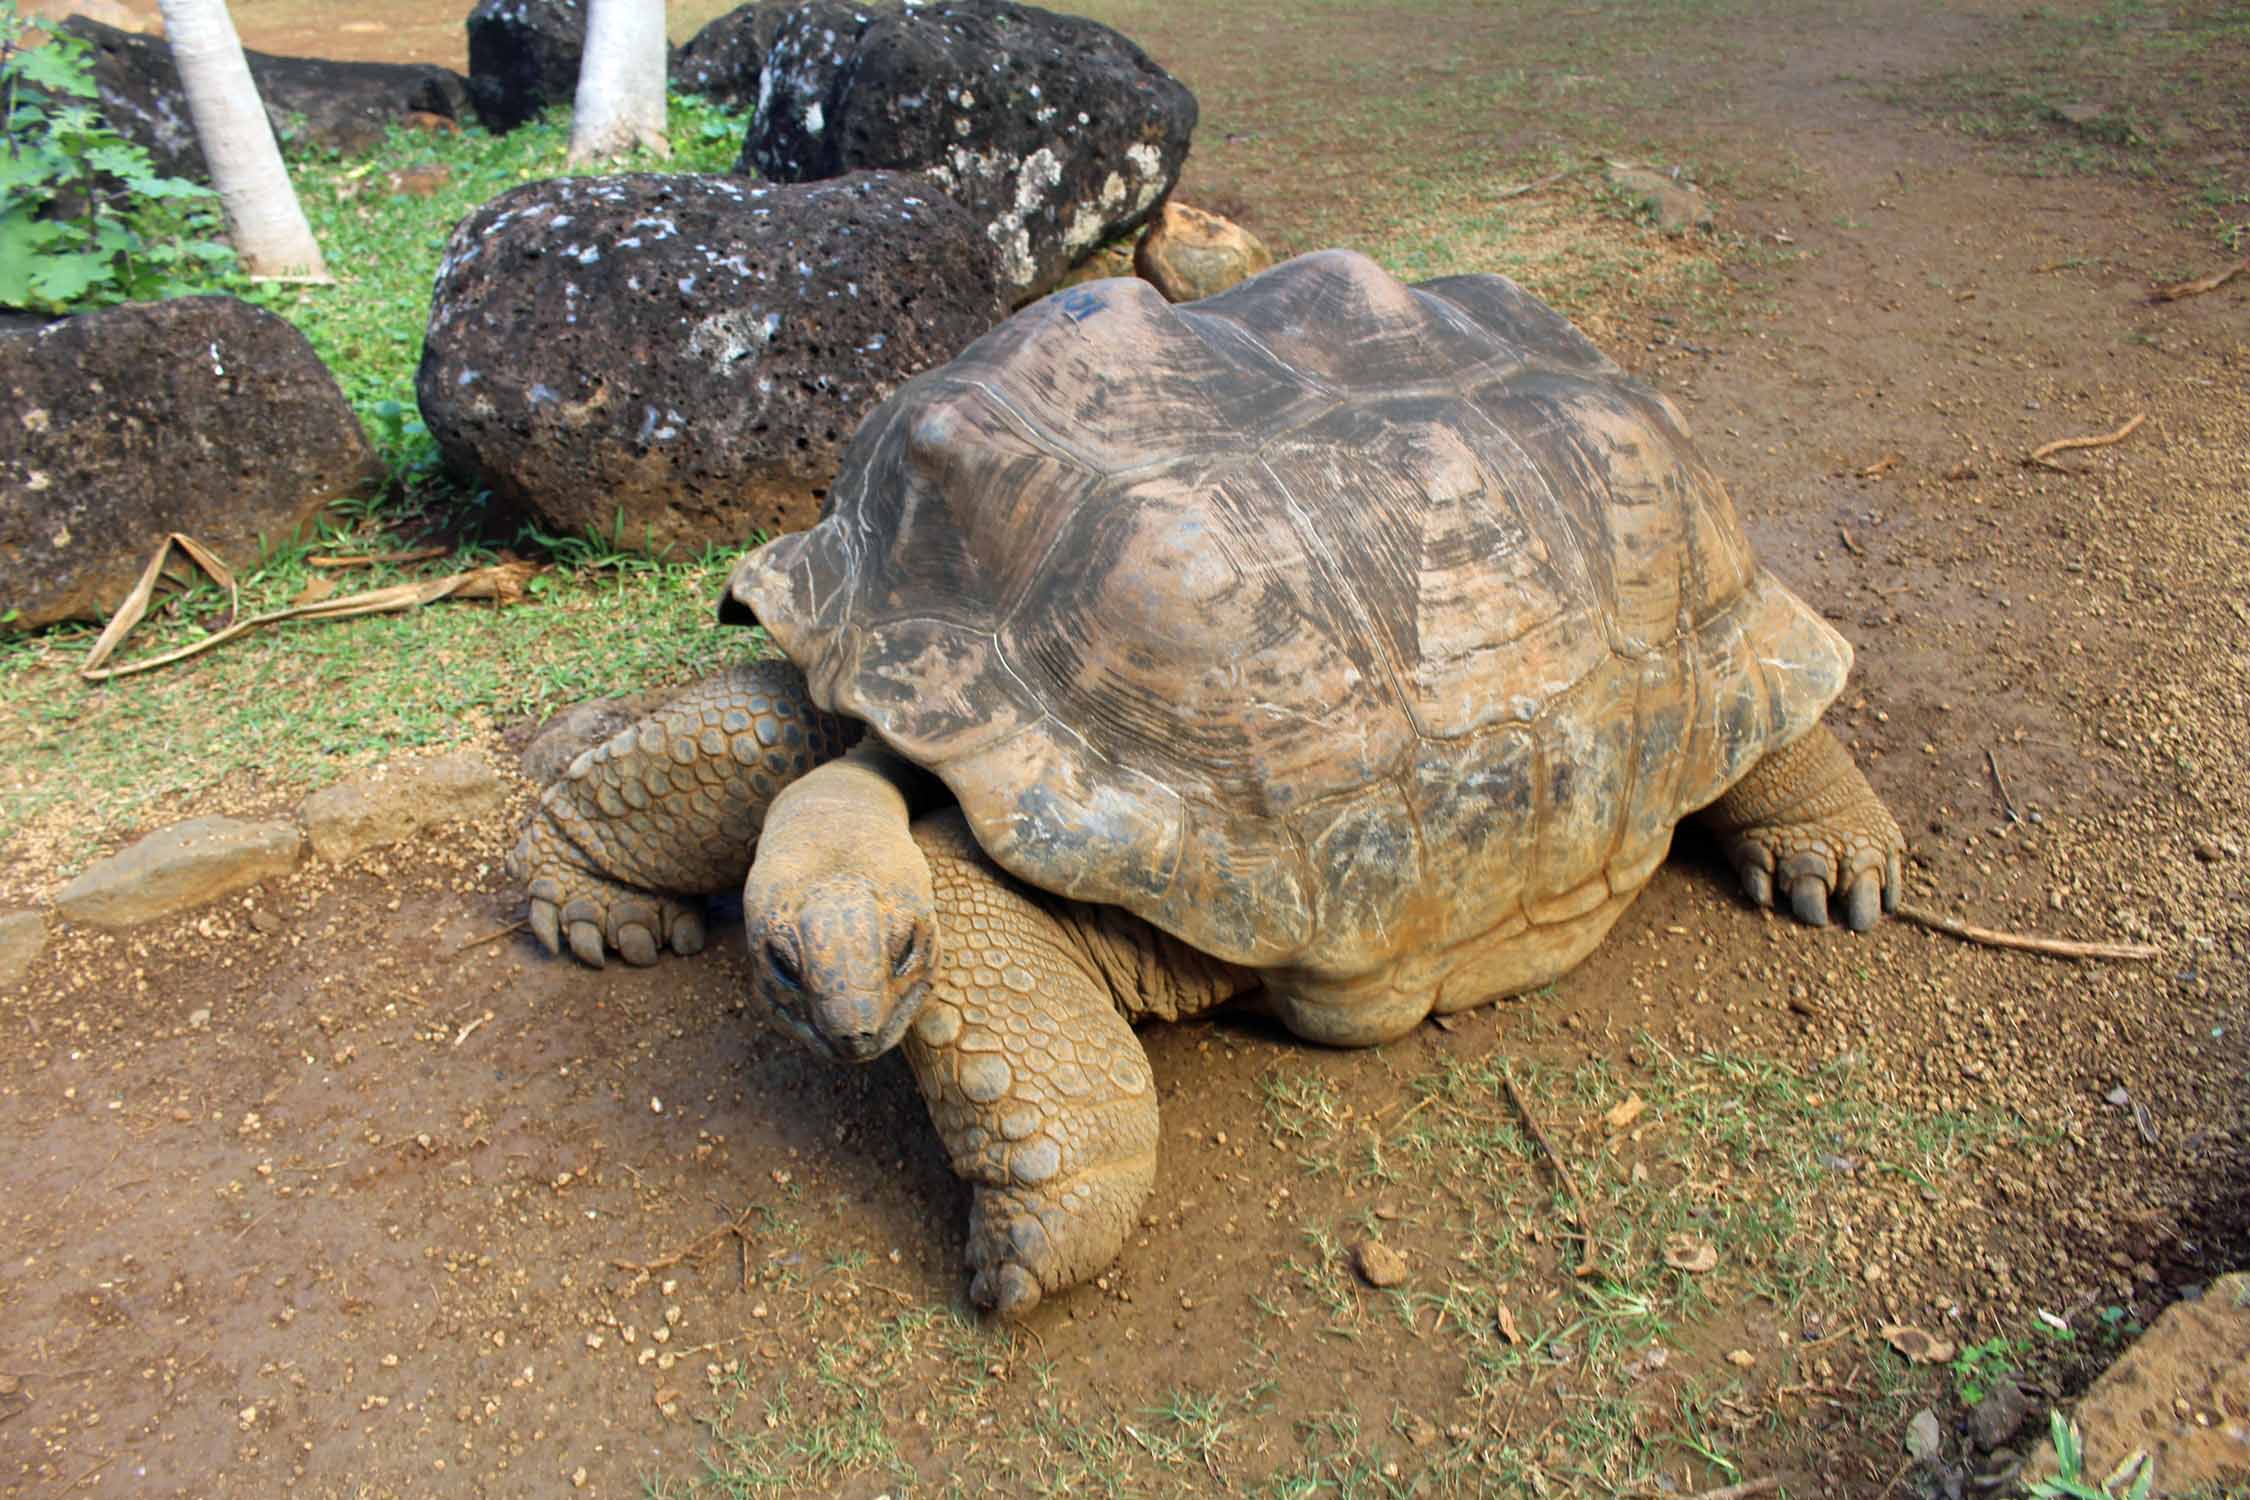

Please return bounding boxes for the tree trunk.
[568,0,670,165]
[155,0,327,280]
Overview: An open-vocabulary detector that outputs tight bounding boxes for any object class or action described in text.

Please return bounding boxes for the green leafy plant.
[364,397,442,492]
[1950,1335,2030,1405]
[2093,1304,2145,1345]
[0,0,238,311]
[2031,1410,2154,1500]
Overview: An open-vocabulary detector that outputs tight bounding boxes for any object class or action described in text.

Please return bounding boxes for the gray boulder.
[57,817,303,930]
[671,1,795,108]
[416,171,1006,552]
[743,0,1197,300]
[466,0,586,132]
[60,16,471,179]
[1,296,383,629]
[298,753,507,864]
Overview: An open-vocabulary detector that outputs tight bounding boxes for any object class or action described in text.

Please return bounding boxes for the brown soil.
[6,1,2248,1497]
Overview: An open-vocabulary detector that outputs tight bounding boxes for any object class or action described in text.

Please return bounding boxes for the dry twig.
[1682,1478,1780,1500]
[452,920,526,955]
[1895,906,2158,962]
[1838,526,1865,556]
[2150,258,2246,302]
[1500,1068,1598,1276]
[2026,412,2145,470]
[81,533,537,682]
[1495,164,1584,200]
[615,1201,759,1275]
[308,546,449,569]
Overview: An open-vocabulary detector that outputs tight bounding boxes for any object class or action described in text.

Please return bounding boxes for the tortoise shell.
[729,250,1848,988]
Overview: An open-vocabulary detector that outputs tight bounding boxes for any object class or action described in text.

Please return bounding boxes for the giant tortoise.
[511,249,1904,1313]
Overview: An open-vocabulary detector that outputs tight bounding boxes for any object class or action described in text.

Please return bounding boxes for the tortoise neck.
[1050,898,1262,1025]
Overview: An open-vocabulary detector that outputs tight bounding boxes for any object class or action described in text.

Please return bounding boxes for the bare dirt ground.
[5,1,2248,1497]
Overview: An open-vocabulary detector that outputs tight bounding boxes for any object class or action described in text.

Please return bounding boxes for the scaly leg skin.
[900,812,1160,1316]
[510,660,854,967]
[1703,724,1906,931]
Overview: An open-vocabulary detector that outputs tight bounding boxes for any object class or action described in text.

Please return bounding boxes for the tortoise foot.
[966,1161,1154,1317]
[1707,726,1904,932]
[513,816,709,968]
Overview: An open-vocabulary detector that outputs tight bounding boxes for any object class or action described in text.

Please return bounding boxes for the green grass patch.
[1252,1040,2035,1489]
[1886,0,2249,243]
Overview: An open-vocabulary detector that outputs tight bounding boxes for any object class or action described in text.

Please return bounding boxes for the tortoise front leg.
[902,812,1160,1316]
[1702,724,1905,931]
[510,660,853,966]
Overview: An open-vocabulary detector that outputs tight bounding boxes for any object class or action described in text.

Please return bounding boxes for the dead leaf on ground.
[1496,1303,1521,1344]
[1662,1234,1718,1273]
[1603,1094,1646,1132]
[1882,1323,1956,1364]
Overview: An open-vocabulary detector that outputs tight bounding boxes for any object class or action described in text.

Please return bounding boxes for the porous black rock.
[465,0,586,132]
[416,171,1006,552]
[670,0,796,108]
[742,0,1197,300]
[1,297,382,629]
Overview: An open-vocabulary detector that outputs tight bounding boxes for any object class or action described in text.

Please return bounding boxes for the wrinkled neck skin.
[743,740,939,1063]
[1051,898,1263,1027]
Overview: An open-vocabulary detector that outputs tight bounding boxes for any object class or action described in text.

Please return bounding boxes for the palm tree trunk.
[568,0,670,165]
[155,0,327,280]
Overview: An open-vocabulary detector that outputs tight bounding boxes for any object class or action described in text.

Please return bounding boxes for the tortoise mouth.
[775,977,930,1065]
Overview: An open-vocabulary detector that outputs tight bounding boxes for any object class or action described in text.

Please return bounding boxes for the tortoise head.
[745,871,933,1062]
[741,761,937,1064]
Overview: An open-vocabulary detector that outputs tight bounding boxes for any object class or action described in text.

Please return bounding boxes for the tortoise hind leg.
[511,660,852,967]
[1702,725,1904,931]
[900,812,1163,1316]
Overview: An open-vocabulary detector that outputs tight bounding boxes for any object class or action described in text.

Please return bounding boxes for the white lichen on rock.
[689,308,785,372]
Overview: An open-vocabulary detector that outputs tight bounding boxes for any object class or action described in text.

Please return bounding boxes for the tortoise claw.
[973,1262,1042,1317]
[670,910,706,957]
[1789,875,1831,927]
[1740,863,1774,910]
[1844,872,1882,932]
[567,921,607,969]
[616,923,659,967]
[529,891,563,956]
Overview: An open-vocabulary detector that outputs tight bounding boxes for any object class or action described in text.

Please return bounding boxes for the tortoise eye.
[765,938,804,990]
[891,927,925,979]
